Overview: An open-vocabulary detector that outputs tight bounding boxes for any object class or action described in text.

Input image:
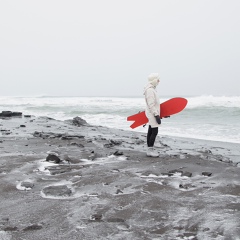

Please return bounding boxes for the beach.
[0,113,240,240]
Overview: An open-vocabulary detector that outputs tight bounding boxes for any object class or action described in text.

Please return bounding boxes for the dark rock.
[116,189,123,194]
[104,143,114,148]
[23,224,43,231]
[179,183,196,189]
[104,140,122,148]
[90,214,102,221]
[21,182,34,189]
[61,136,74,140]
[70,142,84,147]
[113,151,123,156]
[46,154,61,164]
[136,139,144,144]
[203,227,210,232]
[42,185,72,197]
[11,112,22,117]
[20,125,26,128]
[110,139,122,145]
[4,226,18,231]
[61,135,84,140]
[202,172,212,177]
[72,117,89,126]
[168,169,183,176]
[45,166,72,175]
[2,130,11,135]
[0,111,12,117]
[24,115,32,118]
[182,171,192,177]
[33,131,42,137]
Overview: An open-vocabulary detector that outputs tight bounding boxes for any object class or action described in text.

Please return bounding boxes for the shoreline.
[0,114,240,239]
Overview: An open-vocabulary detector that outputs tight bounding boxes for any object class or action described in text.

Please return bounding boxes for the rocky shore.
[0,112,240,240]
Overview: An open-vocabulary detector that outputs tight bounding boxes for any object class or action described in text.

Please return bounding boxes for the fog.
[1,0,240,97]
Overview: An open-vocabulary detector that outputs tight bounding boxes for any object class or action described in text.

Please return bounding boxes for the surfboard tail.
[127,111,148,129]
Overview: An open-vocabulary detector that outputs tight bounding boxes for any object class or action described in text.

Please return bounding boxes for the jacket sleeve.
[145,89,158,116]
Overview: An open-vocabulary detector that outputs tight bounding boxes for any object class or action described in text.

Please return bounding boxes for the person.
[143,73,161,157]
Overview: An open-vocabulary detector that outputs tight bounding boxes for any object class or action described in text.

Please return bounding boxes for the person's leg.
[148,127,158,147]
[146,126,159,157]
[147,125,152,147]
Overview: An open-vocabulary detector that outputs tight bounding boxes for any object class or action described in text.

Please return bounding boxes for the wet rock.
[104,140,122,148]
[23,224,43,231]
[1,130,11,135]
[61,135,85,140]
[70,142,84,147]
[0,111,12,117]
[110,140,122,145]
[182,171,192,177]
[113,151,123,156]
[205,149,212,154]
[116,189,123,194]
[12,112,22,117]
[33,131,84,140]
[135,139,144,145]
[42,185,72,197]
[20,125,26,128]
[168,169,183,176]
[179,183,196,189]
[61,136,74,140]
[90,214,102,221]
[45,166,72,175]
[202,172,212,177]
[0,111,22,118]
[215,156,232,163]
[203,227,210,232]
[104,143,114,148]
[66,116,89,127]
[21,182,34,189]
[46,154,61,164]
[4,226,18,231]
[24,115,32,118]
[33,131,43,137]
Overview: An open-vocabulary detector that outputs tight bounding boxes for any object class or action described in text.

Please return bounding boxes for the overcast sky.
[0,0,240,97]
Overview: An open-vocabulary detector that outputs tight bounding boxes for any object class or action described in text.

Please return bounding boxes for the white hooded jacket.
[143,83,161,128]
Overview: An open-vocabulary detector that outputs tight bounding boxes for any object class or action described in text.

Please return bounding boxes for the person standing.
[144,73,161,157]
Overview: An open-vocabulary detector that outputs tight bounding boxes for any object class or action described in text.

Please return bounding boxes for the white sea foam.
[187,95,240,108]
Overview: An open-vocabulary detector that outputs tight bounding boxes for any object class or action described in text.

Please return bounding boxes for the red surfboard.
[127,97,188,129]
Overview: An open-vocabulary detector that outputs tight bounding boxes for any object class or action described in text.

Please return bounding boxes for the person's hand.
[155,115,161,124]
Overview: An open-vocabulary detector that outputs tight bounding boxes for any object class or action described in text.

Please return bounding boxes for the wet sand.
[0,115,240,240]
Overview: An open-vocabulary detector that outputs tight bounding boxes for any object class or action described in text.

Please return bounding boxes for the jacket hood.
[143,83,155,95]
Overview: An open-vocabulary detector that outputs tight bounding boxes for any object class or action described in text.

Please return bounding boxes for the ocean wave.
[186,95,240,109]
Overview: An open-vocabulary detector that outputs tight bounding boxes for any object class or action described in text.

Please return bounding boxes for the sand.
[0,115,240,240]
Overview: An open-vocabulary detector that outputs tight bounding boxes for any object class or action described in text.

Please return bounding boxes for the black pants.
[147,126,158,147]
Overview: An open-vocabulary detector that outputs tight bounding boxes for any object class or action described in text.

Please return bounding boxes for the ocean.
[0,95,240,144]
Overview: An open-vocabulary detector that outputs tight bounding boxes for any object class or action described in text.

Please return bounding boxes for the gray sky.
[0,0,240,97]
